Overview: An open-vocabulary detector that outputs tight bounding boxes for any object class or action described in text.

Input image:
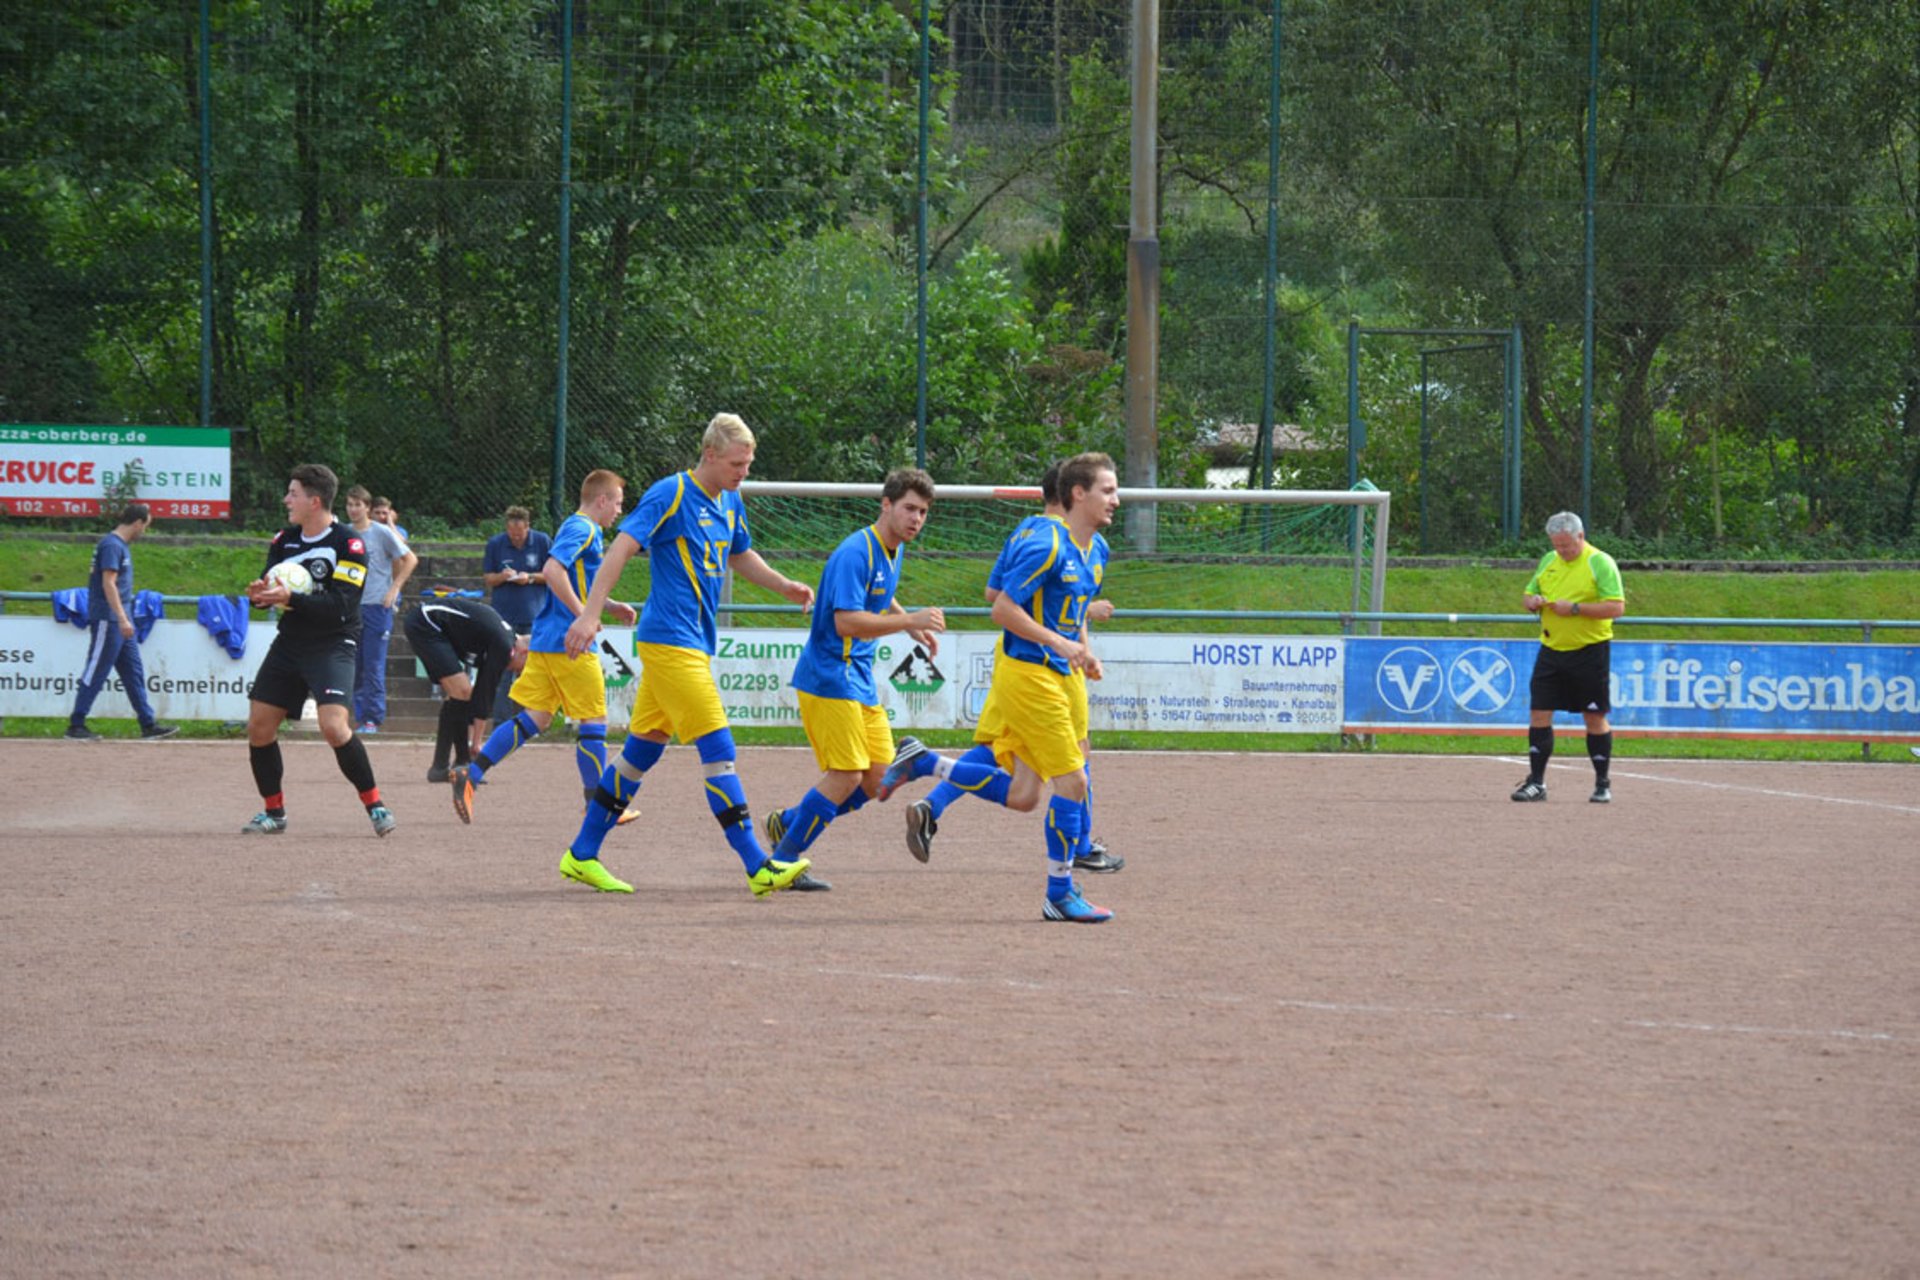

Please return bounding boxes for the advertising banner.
[0,424,232,519]
[0,617,272,720]
[1344,636,1920,740]
[605,628,1344,734]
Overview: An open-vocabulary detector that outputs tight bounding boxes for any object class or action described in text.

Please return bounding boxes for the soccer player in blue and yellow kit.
[882,451,1121,922]
[759,469,947,883]
[452,470,640,891]
[898,462,1121,872]
[561,413,819,898]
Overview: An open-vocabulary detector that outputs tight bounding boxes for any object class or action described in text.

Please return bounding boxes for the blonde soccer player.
[560,414,818,897]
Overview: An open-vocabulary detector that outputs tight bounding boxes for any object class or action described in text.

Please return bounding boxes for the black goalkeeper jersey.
[264,520,368,648]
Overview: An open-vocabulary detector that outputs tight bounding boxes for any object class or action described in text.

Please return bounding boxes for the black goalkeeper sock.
[333,735,378,794]
[249,741,285,804]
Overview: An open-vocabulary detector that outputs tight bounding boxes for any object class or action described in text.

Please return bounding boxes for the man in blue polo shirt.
[479,504,552,734]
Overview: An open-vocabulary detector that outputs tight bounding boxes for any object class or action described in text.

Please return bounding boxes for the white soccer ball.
[266,560,316,595]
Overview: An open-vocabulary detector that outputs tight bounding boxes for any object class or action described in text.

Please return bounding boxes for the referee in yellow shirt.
[1513,511,1626,804]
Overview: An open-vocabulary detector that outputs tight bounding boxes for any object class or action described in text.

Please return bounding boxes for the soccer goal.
[734,481,1391,636]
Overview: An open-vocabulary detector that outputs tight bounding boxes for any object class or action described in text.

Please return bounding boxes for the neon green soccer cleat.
[559,852,633,894]
[748,856,810,898]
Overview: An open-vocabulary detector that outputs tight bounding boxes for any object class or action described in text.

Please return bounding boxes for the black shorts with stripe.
[1528,640,1611,714]
[249,634,359,716]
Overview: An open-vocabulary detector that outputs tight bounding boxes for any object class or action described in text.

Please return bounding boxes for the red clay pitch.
[3,740,1915,1277]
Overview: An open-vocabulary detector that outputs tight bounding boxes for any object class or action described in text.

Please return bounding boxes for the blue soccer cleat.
[1042,884,1113,924]
[875,737,934,801]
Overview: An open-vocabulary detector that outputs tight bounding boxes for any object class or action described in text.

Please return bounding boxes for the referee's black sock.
[1527,726,1554,783]
[433,697,469,772]
[1587,731,1613,784]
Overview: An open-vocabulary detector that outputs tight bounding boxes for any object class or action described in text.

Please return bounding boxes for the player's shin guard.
[833,789,869,819]
[1587,730,1612,783]
[1045,794,1084,900]
[471,710,541,784]
[576,723,608,796]
[776,788,840,859]
[249,741,285,806]
[333,735,378,797]
[1527,725,1554,783]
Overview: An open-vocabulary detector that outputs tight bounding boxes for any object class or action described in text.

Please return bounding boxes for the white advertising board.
[0,617,272,720]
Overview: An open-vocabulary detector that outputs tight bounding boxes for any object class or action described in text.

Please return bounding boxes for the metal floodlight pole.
[551,0,574,527]
[197,0,213,428]
[1125,0,1160,552]
[1257,0,1282,493]
[1581,0,1600,523]
[915,0,931,470]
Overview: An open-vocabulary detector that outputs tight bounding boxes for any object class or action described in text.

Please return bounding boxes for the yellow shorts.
[629,642,728,742]
[1069,667,1089,744]
[973,641,1008,745]
[988,656,1084,779]
[513,650,607,721]
[796,691,895,774]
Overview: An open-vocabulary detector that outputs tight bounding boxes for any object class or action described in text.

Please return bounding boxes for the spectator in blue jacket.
[67,502,177,741]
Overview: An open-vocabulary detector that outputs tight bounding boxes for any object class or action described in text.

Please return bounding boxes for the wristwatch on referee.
[1570,601,1581,616]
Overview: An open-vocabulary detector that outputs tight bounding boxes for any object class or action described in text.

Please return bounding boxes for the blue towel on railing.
[197,594,250,659]
[421,586,485,599]
[52,588,90,628]
[131,589,165,641]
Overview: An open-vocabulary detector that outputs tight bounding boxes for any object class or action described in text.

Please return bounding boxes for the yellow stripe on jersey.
[647,474,687,541]
[1015,524,1060,594]
[676,537,703,609]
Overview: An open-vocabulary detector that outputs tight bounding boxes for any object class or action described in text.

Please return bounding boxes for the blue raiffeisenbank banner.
[1344,637,1920,739]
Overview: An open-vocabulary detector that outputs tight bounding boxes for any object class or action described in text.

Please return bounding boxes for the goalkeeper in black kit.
[239,462,396,837]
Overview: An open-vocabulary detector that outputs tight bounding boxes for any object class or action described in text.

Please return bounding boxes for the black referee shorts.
[1528,640,1611,715]
[404,610,512,712]
[249,635,359,716]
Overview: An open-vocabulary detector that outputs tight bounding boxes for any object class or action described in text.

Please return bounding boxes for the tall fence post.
[550,0,574,527]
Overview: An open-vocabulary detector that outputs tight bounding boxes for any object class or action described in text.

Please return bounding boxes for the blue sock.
[470,711,541,783]
[704,771,763,871]
[944,756,1012,807]
[569,734,663,861]
[1045,795,1084,901]
[576,723,608,795]
[834,789,869,818]
[925,744,996,818]
[776,788,840,858]
[694,728,764,872]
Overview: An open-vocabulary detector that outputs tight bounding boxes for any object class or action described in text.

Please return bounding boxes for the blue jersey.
[986,513,1052,596]
[623,470,752,655]
[997,515,1108,675]
[86,532,133,623]
[790,525,903,704]
[529,512,604,654]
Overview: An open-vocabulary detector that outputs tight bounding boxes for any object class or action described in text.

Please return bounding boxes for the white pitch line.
[1489,756,1920,815]
[764,959,1913,1046]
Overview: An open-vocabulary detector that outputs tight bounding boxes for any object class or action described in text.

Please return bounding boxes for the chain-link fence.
[3,2,1916,553]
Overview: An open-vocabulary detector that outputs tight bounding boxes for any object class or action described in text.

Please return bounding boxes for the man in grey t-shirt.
[345,484,418,732]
